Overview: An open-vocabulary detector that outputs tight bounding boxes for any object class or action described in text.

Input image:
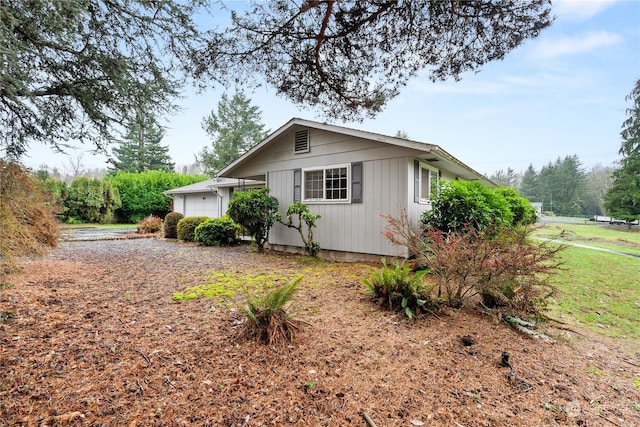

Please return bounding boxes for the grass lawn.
[550,247,640,341]
[537,223,640,344]
[533,222,640,256]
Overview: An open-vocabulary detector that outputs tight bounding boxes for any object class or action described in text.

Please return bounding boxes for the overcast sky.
[24,0,640,177]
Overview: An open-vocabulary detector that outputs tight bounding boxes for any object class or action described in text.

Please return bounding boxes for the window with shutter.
[294,129,309,153]
[301,163,350,202]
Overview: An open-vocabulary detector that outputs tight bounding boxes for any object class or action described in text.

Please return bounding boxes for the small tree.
[227,188,279,252]
[278,201,321,257]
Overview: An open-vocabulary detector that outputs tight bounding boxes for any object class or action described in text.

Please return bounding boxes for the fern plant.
[363,259,435,319]
[240,276,306,345]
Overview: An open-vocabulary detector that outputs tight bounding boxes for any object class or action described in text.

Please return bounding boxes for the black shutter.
[414,160,420,203]
[293,168,302,201]
[351,161,362,203]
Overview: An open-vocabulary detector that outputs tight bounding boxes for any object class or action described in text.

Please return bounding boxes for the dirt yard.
[1,238,639,426]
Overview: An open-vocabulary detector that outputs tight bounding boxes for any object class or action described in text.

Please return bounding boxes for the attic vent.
[294,129,309,154]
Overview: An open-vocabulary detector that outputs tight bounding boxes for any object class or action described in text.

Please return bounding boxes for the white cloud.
[530,30,622,60]
[553,0,616,22]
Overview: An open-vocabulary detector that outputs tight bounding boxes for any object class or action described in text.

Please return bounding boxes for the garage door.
[184,193,218,217]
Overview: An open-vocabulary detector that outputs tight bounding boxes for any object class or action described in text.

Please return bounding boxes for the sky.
[23,0,640,177]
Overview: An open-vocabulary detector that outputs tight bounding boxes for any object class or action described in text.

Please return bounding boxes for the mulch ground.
[1,237,639,426]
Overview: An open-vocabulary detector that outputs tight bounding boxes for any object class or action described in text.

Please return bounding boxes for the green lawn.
[531,223,639,343]
[533,222,640,256]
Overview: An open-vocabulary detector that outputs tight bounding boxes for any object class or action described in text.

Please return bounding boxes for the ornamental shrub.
[136,215,163,234]
[176,216,209,242]
[494,187,538,226]
[278,201,321,257]
[194,216,241,246]
[164,212,184,238]
[108,171,207,223]
[421,180,512,234]
[227,188,279,251]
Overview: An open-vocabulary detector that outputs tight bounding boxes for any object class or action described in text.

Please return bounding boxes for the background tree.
[196,1,552,120]
[620,79,640,156]
[518,164,540,202]
[198,91,268,176]
[604,152,640,223]
[394,130,410,140]
[584,164,614,216]
[605,79,640,223]
[109,113,175,173]
[489,167,518,188]
[1,1,204,159]
[536,155,587,215]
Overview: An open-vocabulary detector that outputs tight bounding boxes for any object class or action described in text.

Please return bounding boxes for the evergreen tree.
[109,113,174,173]
[620,79,640,156]
[605,79,640,223]
[519,164,540,202]
[604,152,640,223]
[198,91,268,176]
[1,1,204,159]
[490,167,518,188]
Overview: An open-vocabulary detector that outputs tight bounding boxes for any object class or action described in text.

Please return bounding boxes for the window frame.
[301,163,351,203]
[418,161,440,204]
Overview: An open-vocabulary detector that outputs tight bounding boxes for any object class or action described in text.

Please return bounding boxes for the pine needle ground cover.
[1,239,639,426]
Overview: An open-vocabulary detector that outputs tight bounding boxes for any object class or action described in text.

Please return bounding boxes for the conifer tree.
[109,113,174,173]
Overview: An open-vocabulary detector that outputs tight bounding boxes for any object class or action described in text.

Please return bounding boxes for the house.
[163,177,264,218]
[218,118,496,261]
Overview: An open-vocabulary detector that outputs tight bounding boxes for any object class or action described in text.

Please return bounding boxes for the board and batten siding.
[268,157,408,257]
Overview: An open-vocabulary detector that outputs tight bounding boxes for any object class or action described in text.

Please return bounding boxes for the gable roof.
[219,118,495,186]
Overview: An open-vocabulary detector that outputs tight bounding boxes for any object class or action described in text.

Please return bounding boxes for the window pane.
[325,167,347,200]
[420,166,430,199]
[304,170,323,199]
[430,170,439,197]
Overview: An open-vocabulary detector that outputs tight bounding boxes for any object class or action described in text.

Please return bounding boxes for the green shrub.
[422,180,512,234]
[227,188,279,251]
[164,212,184,238]
[495,187,538,226]
[194,216,241,246]
[108,171,207,223]
[176,216,209,242]
[362,259,435,319]
[137,215,163,234]
[240,276,305,345]
[64,177,121,223]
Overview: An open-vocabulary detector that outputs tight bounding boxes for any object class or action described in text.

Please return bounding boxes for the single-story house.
[217,118,496,261]
[163,177,264,218]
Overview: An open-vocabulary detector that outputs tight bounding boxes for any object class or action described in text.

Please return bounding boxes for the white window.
[303,165,349,202]
[419,162,439,202]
